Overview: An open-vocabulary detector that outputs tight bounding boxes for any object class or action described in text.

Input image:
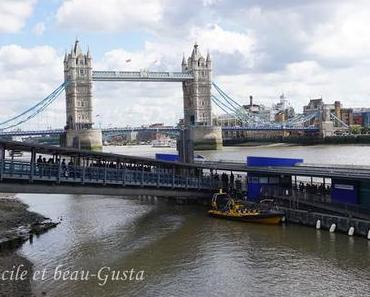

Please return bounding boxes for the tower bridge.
[0,125,320,138]
[0,40,346,155]
[61,40,222,156]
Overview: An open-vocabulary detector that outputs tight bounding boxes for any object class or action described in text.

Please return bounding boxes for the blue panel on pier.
[331,179,358,205]
[247,183,263,201]
[155,153,179,162]
[247,156,303,167]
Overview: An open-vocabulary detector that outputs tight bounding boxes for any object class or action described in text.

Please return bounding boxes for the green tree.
[350,125,362,135]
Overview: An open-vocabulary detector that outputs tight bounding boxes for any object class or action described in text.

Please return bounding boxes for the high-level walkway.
[92,70,194,82]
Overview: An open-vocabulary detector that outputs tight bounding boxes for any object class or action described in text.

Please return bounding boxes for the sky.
[1,0,370,129]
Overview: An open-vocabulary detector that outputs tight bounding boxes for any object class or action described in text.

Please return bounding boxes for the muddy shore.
[0,194,58,297]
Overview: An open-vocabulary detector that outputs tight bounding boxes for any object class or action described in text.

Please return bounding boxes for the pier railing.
[260,185,370,220]
[0,159,217,191]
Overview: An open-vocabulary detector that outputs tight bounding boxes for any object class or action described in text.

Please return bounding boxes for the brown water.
[17,144,370,297]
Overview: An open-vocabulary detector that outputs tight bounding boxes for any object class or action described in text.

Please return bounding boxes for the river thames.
[17,144,370,297]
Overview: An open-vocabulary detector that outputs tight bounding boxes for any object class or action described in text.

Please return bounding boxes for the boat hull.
[208,211,284,225]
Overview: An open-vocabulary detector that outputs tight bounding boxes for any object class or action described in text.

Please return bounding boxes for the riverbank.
[224,134,370,146]
[0,194,59,297]
[0,194,60,250]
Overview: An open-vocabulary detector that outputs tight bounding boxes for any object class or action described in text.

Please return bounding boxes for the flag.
[125,59,131,63]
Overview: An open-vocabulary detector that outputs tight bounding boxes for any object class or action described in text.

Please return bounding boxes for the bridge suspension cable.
[212,82,320,129]
[211,95,239,116]
[0,81,68,131]
[330,113,349,128]
[212,82,243,110]
[212,82,268,126]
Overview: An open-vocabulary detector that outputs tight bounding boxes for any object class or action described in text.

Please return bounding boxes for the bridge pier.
[320,109,336,137]
[61,128,102,151]
[191,126,223,150]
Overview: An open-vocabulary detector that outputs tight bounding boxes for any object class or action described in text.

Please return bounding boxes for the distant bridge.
[0,40,347,142]
[0,126,319,138]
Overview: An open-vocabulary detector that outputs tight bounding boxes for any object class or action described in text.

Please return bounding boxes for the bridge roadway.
[0,126,319,137]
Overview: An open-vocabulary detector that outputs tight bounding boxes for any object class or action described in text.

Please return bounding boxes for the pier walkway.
[0,141,217,198]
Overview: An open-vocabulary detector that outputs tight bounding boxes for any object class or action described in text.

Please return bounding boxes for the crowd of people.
[210,170,243,196]
[34,154,206,181]
[297,182,331,195]
[35,155,157,178]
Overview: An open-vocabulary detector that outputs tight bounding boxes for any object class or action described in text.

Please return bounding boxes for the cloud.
[0,42,184,130]
[94,48,183,126]
[32,22,46,36]
[308,2,370,63]
[0,44,64,130]
[190,24,255,56]
[0,0,37,33]
[216,58,370,115]
[93,83,183,127]
[56,0,163,32]
[4,0,370,130]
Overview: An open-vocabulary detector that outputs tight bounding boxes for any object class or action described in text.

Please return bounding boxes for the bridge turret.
[179,43,221,156]
[62,40,102,151]
[64,39,93,130]
[181,54,187,71]
[206,51,212,68]
[182,43,212,127]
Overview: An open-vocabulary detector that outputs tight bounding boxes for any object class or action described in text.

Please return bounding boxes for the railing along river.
[0,159,217,191]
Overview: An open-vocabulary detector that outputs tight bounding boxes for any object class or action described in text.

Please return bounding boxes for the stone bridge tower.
[182,43,212,126]
[61,40,102,150]
[181,44,222,153]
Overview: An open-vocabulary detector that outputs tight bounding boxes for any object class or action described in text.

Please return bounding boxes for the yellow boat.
[208,192,284,225]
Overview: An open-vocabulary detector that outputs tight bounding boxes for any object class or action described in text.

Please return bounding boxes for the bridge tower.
[61,40,102,150]
[181,44,222,154]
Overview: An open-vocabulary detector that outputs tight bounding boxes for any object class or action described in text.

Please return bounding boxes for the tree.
[350,125,362,135]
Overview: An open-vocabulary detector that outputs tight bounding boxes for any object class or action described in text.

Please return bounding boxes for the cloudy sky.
[1,0,370,130]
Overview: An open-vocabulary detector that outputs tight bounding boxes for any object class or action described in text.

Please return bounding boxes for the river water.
[17,144,370,297]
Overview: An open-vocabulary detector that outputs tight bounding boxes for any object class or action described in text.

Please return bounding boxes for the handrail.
[0,159,217,191]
